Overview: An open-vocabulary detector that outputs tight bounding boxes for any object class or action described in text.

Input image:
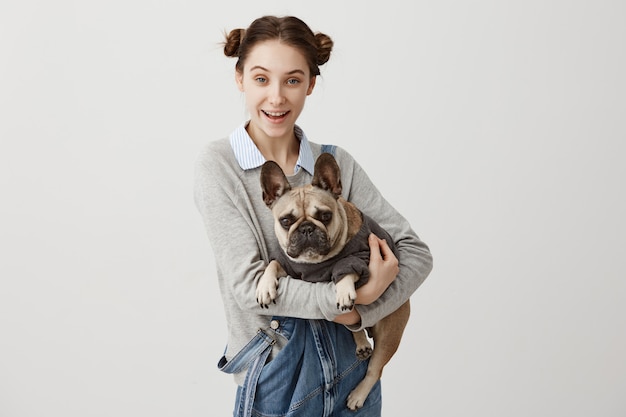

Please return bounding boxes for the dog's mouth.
[287,247,330,263]
[286,225,331,262]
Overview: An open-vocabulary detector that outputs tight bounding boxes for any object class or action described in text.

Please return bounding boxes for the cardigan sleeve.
[332,146,434,331]
[193,141,341,321]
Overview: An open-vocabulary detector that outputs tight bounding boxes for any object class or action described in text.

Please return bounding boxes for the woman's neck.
[247,125,300,175]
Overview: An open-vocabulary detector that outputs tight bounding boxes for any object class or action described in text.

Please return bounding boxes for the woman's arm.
[334,147,434,331]
[333,234,398,326]
[355,234,399,305]
[194,142,341,321]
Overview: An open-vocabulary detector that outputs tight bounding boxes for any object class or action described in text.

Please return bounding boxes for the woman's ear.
[307,76,316,95]
[235,71,244,92]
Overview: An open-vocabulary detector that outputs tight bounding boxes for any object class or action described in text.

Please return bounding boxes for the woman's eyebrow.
[249,65,306,76]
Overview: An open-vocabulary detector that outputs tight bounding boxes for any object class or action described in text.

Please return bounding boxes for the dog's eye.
[280,216,294,229]
[319,211,333,225]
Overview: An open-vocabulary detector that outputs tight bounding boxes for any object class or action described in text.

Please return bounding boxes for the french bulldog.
[256,152,411,411]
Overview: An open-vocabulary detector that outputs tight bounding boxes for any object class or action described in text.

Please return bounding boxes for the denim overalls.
[219,145,380,416]
[219,317,382,417]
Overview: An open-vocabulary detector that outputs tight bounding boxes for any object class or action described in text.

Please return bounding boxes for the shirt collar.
[229,122,315,175]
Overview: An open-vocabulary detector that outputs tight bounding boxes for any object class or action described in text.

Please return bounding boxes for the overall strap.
[217,329,275,374]
[218,329,276,417]
[320,144,336,156]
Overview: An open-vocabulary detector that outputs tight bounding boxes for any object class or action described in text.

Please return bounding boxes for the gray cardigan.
[194,138,433,384]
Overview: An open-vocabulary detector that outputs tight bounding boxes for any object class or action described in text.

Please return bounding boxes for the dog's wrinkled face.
[269,184,348,262]
[260,153,350,263]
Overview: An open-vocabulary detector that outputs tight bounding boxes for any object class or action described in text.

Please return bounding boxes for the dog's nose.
[299,222,315,236]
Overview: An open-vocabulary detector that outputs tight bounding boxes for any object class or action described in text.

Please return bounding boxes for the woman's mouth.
[262,110,290,122]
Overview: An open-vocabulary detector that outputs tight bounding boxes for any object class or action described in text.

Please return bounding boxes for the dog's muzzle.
[286,221,331,259]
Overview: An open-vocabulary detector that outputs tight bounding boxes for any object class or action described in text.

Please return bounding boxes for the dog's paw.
[347,381,374,411]
[346,390,367,411]
[335,275,357,311]
[256,274,278,309]
[336,289,356,311]
[355,344,372,360]
[352,330,372,360]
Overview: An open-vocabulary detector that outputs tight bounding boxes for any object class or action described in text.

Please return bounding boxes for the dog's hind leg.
[352,330,372,360]
[346,300,411,410]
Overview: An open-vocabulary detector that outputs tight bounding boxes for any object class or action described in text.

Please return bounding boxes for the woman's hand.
[333,234,399,326]
[334,308,361,326]
[355,234,399,305]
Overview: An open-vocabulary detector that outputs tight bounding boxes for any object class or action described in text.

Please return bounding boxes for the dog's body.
[256,152,410,411]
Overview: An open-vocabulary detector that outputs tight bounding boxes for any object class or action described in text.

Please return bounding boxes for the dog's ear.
[312,153,342,198]
[260,161,292,207]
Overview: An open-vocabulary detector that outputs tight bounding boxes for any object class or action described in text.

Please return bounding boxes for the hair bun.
[315,32,333,66]
[224,28,246,57]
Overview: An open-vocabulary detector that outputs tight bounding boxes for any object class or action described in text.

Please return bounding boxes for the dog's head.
[260,153,357,263]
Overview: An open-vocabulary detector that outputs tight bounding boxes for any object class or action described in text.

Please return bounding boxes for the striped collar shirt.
[229,122,316,175]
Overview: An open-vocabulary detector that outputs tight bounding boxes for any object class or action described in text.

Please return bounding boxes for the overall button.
[270,320,280,330]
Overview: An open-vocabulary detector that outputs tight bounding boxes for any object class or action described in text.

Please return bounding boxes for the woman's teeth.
[263,111,287,117]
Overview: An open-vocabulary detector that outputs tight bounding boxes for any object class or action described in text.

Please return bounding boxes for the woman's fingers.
[369,233,399,276]
[368,234,382,261]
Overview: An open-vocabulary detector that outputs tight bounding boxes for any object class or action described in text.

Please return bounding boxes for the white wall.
[1,1,624,416]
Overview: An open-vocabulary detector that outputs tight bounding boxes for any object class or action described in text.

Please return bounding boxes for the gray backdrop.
[1,1,625,416]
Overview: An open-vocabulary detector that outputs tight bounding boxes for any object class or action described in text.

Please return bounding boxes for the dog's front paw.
[335,276,357,311]
[256,272,278,309]
[336,292,356,311]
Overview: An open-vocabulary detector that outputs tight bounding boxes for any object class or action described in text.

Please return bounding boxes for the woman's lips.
[262,110,290,122]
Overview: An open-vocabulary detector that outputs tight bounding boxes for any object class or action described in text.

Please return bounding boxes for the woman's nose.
[268,84,286,106]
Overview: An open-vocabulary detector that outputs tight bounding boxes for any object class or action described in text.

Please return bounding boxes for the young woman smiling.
[194,15,433,417]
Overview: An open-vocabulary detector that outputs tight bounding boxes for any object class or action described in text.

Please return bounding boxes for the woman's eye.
[286,78,300,85]
[255,77,267,83]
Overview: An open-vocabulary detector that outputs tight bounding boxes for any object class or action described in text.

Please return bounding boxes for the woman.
[194,15,433,417]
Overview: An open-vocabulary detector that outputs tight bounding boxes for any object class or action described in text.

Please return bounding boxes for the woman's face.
[236,40,316,143]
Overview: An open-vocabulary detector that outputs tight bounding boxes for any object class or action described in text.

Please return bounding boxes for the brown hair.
[223,16,333,77]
